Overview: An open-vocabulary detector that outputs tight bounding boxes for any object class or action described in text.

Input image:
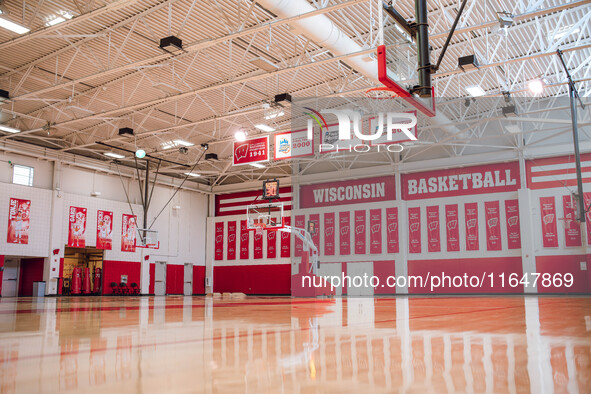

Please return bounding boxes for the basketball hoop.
[365,87,398,100]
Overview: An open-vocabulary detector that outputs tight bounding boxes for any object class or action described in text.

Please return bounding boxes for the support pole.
[415,0,431,97]
[144,159,150,230]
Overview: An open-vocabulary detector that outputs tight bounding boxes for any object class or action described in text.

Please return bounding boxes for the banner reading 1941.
[7,198,30,244]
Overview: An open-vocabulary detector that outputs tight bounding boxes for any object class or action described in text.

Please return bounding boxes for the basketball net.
[254,223,265,237]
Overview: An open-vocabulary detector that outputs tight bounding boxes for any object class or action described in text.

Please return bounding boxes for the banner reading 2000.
[7,198,30,244]
[68,206,87,248]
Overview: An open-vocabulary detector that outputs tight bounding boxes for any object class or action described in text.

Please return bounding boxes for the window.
[12,164,34,186]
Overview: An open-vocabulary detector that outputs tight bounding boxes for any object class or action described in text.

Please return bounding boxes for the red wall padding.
[102,261,141,295]
[408,257,523,294]
[536,255,590,293]
[213,264,290,294]
[0,256,4,295]
[149,263,155,294]
[373,260,396,295]
[166,264,184,294]
[193,265,205,294]
[19,258,45,296]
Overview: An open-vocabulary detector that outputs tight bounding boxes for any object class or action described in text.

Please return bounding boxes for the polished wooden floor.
[0,295,589,393]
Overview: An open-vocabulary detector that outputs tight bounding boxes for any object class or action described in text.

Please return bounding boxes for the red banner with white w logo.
[504,200,521,249]
[464,203,479,251]
[386,207,399,253]
[370,209,382,254]
[408,207,421,254]
[426,206,440,252]
[324,212,335,256]
[445,204,459,252]
[485,201,501,251]
[339,212,351,255]
[540,197,558,248]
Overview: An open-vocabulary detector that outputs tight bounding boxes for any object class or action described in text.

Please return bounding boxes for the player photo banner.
[562,195,582,247]
[214,222,224,260]
[445,204,460,252]
[385,207,399,253]
[68,206,87,248]
[7,198,30,244]
[540,197,558,248]
[464,203,479,251]
[267,229,277,258]
[485,201,502,251]
[254,226,263,259]
[584,193,591,246]
[339,211,351,255]
[227,221,237,260]
[408,207,421,253]
[240,220,249,259]
[294,215,305,257]
[504,200,521,249]
[426,206,440,252]
[280,216,291,258]
[324,212,335,256]
[96,210,113,250]
[233,136,269,166]
[121,214,137,252]
[370,209,382,254]
[274,129,314,160]
[354,210,366,254]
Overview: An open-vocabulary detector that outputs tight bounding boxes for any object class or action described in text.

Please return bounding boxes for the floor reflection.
[0,295,589,393]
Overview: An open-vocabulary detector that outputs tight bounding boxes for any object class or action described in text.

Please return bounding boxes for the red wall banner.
[214,222,224,260]
[233,136,269,166]
[402,162,519,200]
[339,211,351,255]
[96,210,113,250]
[309,214,320,250]
[294,215,305,257]
[426,206,440,252]
[267,230,276,258]
[504,200,521,249]
[485,201,502,251]
[227,221,237,260]
[68,206,87,248]
[562,195,581,247]
[121,214,137,252]
[584,193,591,246]
[370,209,382,254]
[408,207,421,253]
[386,207,399,253]
[240,220,249,259]
[280,216,291,258]
[540,197,558,248]
[445,204,460,252]
[7,198,30,244]
[300,176,395,208]
[355,210,366,254]
[324,212,335,256]
[253,228,263,259]
[464,203,479,251]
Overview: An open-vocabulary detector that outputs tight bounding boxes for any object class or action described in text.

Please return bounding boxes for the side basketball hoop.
[136,228,160,249]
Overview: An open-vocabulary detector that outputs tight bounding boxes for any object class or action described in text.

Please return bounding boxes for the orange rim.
[365,87,398,99]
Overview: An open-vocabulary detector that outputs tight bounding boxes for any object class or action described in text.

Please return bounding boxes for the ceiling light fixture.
[235,130,247,142]
[255,124,275,132]
[46,16,66,26]
[249,57,279,72]
[0,124,21,133]
[527,78,545,95]
[465,85,485,97]
[184,172,200,177]
[0,17,30,34]
[250,163,265,169]
[135,149,146,159]
[162,139,194,149]
[104,152,124,159]
[264,107,285,120]
[497,12,514,29]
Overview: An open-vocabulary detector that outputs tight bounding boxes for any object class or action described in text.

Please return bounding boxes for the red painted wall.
[214,264,290,294]
[0,255,4,295]
[18,258,45,296]
[58,257,64,295]
[536,255,590,293]
[149,263,155,294]
[373,260,396,294]
[408,257,523,294]
[102,261,141,295]
[166,264,184,295]
[193,265,205,294]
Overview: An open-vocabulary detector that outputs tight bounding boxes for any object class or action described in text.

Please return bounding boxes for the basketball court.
[0,0,590,392]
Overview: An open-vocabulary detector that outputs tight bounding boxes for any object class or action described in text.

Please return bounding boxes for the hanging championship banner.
[370,209,382,254]
[121,214,137,252]
[445,204,460,252]
[485,201,502,251]
[7,198,30,244]
[324,212,335,256]
[386,207,399,253]
[504,200,521,249]
[68,206,87,248]
[233,136,269,166]
[426,206,440,252]
[240,220,249,259]
[464,203,479,251]
[267,230,276,258]
[254,227,263,259]
[584,193,591,246]
[214,222,224,260]
[294,215,305,257]
[540,197,558,247]
[354,210,366,254]
[339,211,351,255]
[96,210,113,250]
[280,216,291,258]
[274,129,314,160]
[309,214,320,250]
[408,207,421,253]
[562,195,581,247]
[227,221,236,260]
